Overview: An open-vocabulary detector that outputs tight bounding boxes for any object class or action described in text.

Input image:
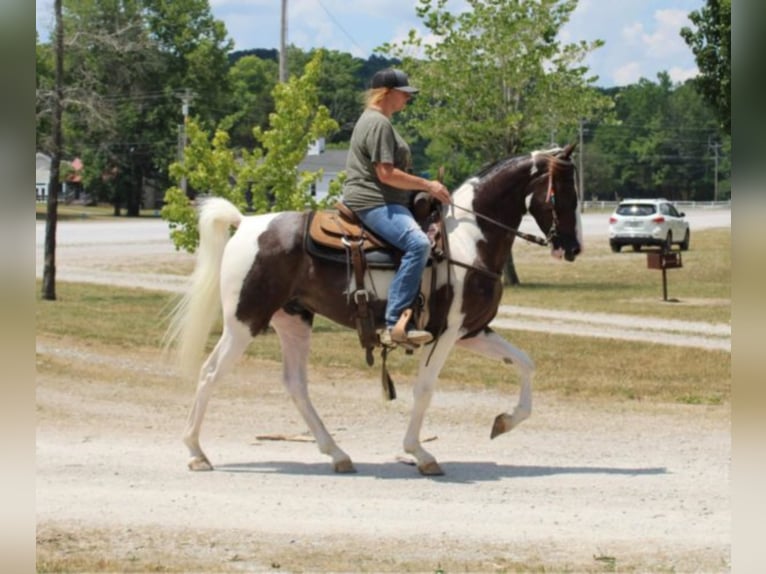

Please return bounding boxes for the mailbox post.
[647,250,683,301]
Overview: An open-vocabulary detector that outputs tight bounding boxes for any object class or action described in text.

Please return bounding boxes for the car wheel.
[631,244,642,252]
[664,232,673,252]
[680,229,690,251]
[610,241,622,253]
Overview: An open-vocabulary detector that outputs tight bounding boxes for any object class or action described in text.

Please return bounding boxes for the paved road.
[35,207,731,351]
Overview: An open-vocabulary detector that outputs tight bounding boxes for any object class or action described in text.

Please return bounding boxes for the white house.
[298,147,348,201]
[35,152,84,202]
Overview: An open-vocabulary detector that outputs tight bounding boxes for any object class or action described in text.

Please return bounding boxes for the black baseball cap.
[370,68,419,94]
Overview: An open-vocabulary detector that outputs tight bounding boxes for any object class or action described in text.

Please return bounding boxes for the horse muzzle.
[551,235,581,262]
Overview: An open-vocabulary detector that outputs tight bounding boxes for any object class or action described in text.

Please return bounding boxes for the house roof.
[298,149,348,173]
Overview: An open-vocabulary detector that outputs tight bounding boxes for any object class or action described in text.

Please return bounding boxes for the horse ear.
[562,142,577,159]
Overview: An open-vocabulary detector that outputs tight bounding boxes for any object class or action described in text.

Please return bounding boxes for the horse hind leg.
[184,322,252,471]
[455,328,534,439]
[270,309,355,473]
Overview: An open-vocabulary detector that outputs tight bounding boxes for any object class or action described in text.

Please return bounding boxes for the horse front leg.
[403,331,459,476]
[455,328,534,439]
[270,310,354,473]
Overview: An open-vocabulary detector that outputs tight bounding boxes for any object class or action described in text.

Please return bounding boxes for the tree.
[36,0,234,216]
[587,74,724,201]
[42,0,64,301]
[680,0,730,135]
[219,55,278,150]
[162,51,339,253]
[380,0,611,186]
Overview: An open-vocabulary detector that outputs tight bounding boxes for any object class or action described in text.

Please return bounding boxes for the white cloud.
[641,9,692,58]
[621,22,644,45]
[667,66,699,84]
[613,62,643,86]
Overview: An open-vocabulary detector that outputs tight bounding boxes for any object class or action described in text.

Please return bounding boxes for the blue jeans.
[356,204,430,328]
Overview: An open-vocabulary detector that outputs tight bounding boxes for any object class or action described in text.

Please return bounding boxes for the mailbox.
[647,251,682,269]
[646,250,683,301]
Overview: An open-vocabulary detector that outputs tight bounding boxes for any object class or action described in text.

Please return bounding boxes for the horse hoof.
[334,459,356,474]
[188,456,214,471]
[490,413,509,439]
[418,461,444,476]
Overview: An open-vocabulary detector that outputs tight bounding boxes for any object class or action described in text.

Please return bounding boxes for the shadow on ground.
[216,460,666,484]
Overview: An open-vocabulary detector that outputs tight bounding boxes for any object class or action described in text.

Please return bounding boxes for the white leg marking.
[184,321,252,470]
[270,310,354,473]
[403,328,461,475]
[456,330,534,438]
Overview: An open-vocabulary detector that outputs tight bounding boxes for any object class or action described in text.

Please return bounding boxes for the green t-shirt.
[341,108,413,211]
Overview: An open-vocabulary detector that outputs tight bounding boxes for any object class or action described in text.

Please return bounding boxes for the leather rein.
[439,170,558,281]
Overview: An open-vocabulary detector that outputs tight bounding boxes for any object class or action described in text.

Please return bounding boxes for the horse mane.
[473,155,525,181]
[474,146,573,183]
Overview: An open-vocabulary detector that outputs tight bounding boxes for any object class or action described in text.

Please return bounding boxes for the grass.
[36,221,730,405]
[35,202,163,221]
[505,227,730,324]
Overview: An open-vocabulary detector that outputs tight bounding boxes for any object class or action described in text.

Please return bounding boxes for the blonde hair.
[364,87,391,108]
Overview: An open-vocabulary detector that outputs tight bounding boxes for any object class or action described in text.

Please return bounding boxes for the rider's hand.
[426,180,451,205]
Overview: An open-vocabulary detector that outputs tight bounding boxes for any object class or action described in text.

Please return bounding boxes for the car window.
[616,204,655,216]
[660,203,670,216]
[667,204,680,217]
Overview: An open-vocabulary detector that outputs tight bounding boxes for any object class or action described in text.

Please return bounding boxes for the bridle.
[440,161,571,281]
[447,168,562,248]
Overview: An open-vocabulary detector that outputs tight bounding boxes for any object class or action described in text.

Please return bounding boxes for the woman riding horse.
[341,68,450,346]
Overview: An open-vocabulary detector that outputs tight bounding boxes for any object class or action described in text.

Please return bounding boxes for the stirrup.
[379,328,433,348]
[382,308,434,347]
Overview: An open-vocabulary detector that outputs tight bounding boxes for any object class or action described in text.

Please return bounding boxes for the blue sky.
[36,0,704,88]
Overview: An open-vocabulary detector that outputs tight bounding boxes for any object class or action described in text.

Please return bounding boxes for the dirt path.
[36,336,730,572]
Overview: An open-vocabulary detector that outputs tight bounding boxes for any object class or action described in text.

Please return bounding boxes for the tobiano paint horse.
[165,144,582,476]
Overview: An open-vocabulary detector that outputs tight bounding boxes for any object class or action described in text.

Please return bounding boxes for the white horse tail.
[164,197,243,379]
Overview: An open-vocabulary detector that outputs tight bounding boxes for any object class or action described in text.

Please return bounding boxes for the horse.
[165,143,582,476]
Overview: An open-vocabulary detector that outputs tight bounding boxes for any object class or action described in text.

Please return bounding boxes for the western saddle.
[305,195,445,398]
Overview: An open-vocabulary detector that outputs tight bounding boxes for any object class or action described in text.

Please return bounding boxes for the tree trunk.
[126,162,142,217]
[503,251,520,286]
[42,0,64,301]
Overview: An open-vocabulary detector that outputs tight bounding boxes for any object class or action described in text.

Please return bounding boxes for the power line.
[316,0,368,55]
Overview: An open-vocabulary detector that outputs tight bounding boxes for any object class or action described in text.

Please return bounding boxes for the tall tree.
[588,74,724,201]
[381,0,611,186]
[36,0,234,216]
[680,0,731,135]
[219,55,278,150]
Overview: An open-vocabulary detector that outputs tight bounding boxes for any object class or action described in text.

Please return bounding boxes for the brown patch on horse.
[236,212,312,335]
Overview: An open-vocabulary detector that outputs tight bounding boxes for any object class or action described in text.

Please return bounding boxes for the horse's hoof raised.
[334,459,357,474]
[188,456,214,471]
[418,461,444,476]
[490,413,509,439]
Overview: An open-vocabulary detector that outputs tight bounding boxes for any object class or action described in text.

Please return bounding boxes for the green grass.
[35,203,163,221]
[505,227,730,324]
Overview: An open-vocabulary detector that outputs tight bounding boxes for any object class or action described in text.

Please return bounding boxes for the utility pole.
[279,0,288,83]
[577,119,585,213]
[708,137,720,202]
[176,88,195,196]
[42,0,64,301]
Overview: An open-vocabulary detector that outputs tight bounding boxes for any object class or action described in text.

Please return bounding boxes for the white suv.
[608,199,690,252]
